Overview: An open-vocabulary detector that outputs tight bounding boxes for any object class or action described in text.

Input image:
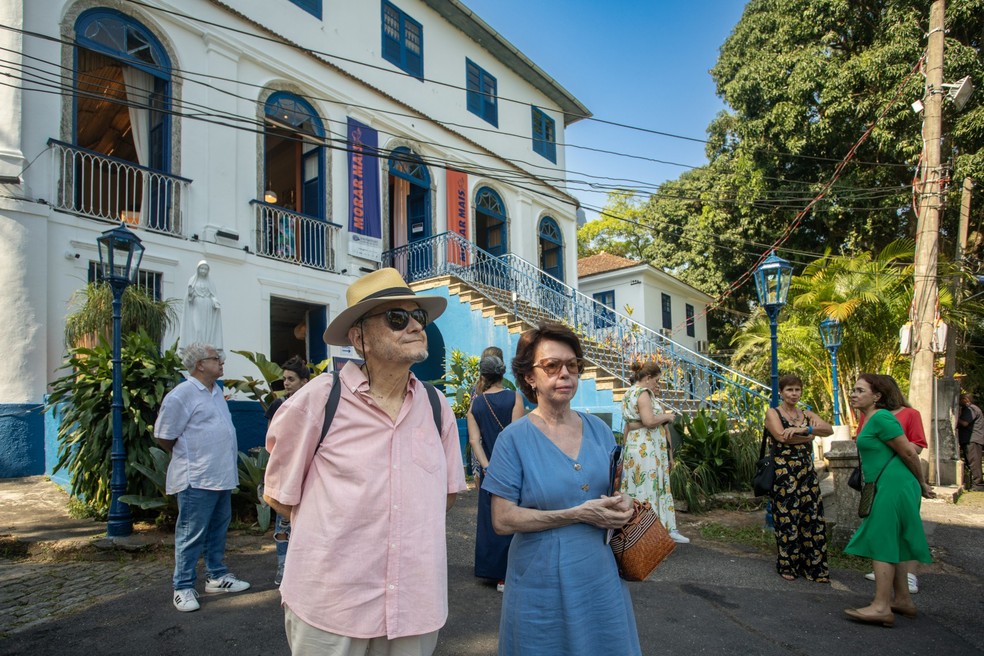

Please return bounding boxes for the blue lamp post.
[819,318,843,425]
[753,251,793,408]
[97,223,145,538]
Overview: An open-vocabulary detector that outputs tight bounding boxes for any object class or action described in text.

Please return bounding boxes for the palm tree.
[64,283,178,348]
[732,241,916,426]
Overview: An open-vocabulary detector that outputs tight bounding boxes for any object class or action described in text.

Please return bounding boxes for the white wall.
[3,0,584,399]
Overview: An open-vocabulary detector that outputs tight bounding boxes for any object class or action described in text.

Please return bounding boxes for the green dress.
[845,409,932,564]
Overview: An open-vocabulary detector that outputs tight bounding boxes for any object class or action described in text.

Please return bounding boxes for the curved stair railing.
[383,232,769,419]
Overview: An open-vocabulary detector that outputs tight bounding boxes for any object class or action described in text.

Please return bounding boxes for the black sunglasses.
[361,308,429,331]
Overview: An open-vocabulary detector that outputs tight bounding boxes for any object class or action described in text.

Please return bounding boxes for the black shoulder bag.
[752,428,776,497]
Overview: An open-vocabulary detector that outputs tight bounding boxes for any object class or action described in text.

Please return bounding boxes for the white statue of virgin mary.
[181,260,224,354]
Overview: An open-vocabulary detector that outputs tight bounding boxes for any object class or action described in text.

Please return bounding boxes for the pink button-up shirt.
[264,362,466,639]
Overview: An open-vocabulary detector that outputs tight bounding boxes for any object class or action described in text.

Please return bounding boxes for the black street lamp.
[753,251,793,408]
[97,223,145,538]
[819,318,844,425]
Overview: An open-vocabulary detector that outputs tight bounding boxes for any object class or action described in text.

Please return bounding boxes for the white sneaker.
[496,580,505,593]
[669,530,690,544]
[173,588,200,612]
[863,571,918,594]
[205,573,251,593]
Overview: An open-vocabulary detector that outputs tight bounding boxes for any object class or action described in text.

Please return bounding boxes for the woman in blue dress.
[483,323,641,656]
[467,353,525,591]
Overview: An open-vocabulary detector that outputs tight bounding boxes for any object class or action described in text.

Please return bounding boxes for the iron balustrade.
[48,139,188,236]
[383,232,770,419]
[251,200,342,272]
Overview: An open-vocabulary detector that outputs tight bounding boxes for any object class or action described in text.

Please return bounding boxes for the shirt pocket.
[410,426,443,473]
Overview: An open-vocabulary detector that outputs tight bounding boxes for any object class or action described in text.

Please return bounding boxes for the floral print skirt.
[771,443,829,581]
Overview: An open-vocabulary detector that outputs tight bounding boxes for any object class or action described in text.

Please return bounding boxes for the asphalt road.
[1,486,982,656]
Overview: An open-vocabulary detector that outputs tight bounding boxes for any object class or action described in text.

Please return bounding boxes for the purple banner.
[347,118,381,251]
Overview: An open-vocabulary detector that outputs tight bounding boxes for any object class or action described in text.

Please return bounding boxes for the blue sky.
[463,0,748,219]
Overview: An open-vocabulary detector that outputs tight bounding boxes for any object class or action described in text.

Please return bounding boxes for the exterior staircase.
[386,232,769,420]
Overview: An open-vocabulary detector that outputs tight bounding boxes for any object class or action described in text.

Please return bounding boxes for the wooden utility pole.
[910,0,945,483]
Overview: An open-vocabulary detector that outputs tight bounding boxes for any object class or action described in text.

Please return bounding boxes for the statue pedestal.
[824,437,860,548]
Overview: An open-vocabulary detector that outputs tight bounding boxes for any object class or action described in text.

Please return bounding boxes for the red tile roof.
[577,252,641,277]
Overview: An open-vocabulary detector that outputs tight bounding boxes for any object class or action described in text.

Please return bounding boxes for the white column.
[0,1,25,177]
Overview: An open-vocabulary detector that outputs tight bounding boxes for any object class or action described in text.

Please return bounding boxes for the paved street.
[0,477,982,655]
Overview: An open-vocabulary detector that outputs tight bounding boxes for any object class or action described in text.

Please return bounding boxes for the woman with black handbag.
[843,374,935,627]
[764,374,833,582]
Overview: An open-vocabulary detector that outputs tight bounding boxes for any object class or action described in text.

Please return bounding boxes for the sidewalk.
[1,476,982,655]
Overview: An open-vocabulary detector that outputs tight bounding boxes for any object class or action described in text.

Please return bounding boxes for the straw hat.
[323,268,447,346]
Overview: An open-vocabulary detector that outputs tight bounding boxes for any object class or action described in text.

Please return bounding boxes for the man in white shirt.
[155,342,250,612]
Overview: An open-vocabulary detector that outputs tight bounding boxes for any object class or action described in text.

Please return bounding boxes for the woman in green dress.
[844,374,935,627]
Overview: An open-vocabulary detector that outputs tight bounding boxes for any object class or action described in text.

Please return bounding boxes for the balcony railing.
[48,139,188,236]
[383,232,770,420]
[251,200,342,272]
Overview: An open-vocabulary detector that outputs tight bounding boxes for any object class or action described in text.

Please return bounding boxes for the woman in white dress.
[620,360,688,543]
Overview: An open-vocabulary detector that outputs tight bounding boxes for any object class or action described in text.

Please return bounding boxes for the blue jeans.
[173,488,232,590]
[274,513,290,570]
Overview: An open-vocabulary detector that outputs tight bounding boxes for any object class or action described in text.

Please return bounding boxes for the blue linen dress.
[483,413,642,656]
[472,389,518,579]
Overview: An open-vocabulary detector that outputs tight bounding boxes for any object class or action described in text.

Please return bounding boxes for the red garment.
[855,406,928,449]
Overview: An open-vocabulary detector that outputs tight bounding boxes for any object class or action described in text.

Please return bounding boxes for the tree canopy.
[579,0,984,349]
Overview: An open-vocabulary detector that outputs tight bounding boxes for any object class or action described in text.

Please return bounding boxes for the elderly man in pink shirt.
[263,268,466,656]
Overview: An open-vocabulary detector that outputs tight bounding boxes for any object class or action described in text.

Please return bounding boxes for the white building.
[577,252,713,354]
[0,0,590,475]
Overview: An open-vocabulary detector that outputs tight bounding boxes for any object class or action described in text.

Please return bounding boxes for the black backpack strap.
[317,371,343,448]
[422,381,443,434]
[318,374,442,449]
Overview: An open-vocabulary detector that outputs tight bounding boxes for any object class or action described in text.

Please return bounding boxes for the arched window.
[263,91,325,220]
[539,216,564,284]
[73,9,172,228]
[475,186,507,257]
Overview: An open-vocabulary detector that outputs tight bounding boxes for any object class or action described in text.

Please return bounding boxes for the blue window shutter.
[381,1,423,79]
[686,304,695,337]
[532,107,556,163]
[404,16,423,78]
[289,0,322,19]
[382,4,402,65]
[466,60,482,114]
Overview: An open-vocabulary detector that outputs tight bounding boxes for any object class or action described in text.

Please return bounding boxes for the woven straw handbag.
[609,499,677,581]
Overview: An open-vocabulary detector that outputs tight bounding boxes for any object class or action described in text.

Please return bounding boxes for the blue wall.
[428,286,623,429]
[0,404,45,478]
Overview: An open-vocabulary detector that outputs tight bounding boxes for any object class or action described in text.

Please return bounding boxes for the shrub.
[46,331,184,514]
[670,409,758,512]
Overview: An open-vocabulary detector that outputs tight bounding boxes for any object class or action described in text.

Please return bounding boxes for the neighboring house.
[577,253,713,355]
[0,0,590,476]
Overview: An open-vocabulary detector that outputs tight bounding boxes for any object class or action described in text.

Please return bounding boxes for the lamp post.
[753,251,793,408]
[819,318,843,426]
[97,223,145,538]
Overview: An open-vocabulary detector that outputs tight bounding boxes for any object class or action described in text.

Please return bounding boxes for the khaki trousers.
[284,605,439,656]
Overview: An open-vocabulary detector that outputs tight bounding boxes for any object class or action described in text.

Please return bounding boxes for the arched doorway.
[73,8,172,229]
[538,216,564,291]
[475,186,508,287]
[263,92,326,267]
[389,147,431,280]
